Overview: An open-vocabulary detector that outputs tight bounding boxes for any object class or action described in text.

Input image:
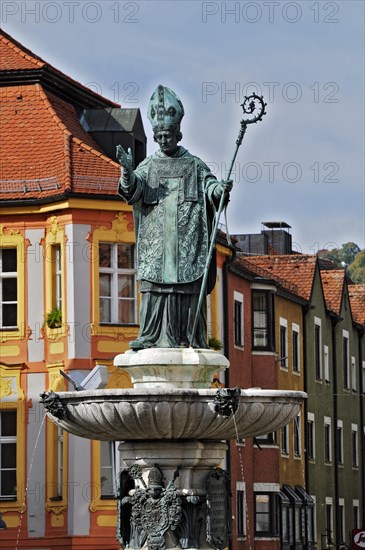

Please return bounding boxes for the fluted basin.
[43,388,306,441]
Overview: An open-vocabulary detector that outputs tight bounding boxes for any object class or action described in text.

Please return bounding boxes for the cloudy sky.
[2,0,364,253]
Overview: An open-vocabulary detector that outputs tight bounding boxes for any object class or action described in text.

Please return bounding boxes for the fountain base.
[41,346,306,550]
[118,440,229,550]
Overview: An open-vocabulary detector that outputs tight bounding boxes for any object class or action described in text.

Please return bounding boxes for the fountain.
[41,85,306,549]
[41,349,305,549]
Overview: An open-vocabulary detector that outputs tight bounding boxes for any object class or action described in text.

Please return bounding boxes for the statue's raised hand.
[116,145,133,173]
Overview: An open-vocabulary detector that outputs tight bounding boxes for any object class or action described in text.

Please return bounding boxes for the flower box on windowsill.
[44,307,62,329]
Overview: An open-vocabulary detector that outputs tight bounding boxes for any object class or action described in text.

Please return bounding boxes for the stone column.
[114,348,231,549]
[118,440,228,550]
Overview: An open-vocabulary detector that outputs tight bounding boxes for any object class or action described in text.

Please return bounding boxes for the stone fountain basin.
[44,388,306,441]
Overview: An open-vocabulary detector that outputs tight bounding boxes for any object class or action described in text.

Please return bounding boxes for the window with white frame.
[308,495,316,545]
[342,331,350,389]
[307,413,315,460]
[279,318,288,369]
[351,424,358,468]
[254,492,278,537]
[279,496,290,544]
[351,356,357,391]
[99,243,137,324]
[314,318,322,380]
[353,499,359,529]
[294,504,303,545]
[44,238,64,331]
[325,498,333,546]
[336,420,344,465]
[100,440,119,498]
[292,323,300,372]
[252,290,275,351]
[47,417,67,502]
[57,427,63,498]
[293,414,301,457]
[0,248,18,329]
[324,345,330,383]
[0,410,17,498]
[324,417,332,464]
[236,481,246,538]
[234,291,244,348]
[53,244,62,311]
[281,424,289,455]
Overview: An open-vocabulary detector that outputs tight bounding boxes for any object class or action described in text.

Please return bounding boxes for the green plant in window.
[44,307,62,329]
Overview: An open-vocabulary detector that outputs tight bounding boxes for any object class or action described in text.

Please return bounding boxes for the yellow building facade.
[0,203,138,549]
[0,27,148,548]
[275,294,306,489]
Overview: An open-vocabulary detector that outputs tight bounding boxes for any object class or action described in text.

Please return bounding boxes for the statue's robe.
[118,146,222,348]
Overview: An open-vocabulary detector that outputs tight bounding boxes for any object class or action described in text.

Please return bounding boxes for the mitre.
[147,84,184,132]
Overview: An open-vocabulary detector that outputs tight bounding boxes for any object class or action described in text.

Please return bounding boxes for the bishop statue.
[116,85,232,350]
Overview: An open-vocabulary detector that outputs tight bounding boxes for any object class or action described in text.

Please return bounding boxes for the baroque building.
[0,29,145,549]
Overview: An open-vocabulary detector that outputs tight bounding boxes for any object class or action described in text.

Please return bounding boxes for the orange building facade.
[0,29,143,549]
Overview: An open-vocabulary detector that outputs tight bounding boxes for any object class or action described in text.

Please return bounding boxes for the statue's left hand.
[214,179,233,200]
[222,179,233,193]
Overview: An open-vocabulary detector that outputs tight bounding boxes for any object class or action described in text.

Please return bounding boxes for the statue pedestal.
[114,348,229,389]
[119,440,228,550]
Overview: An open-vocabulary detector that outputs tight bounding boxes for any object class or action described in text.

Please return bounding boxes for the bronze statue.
[117,85,232,350]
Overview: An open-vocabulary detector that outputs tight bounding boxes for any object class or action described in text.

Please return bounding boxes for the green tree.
[348,250,365,283]
[319,242,361,268]
[341,242,361,265]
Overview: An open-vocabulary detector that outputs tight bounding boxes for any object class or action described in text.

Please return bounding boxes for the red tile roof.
[1,30,122,201]
[0,85,120,200]
[240,254,317,301]
[1,85,69,197]
[320,270,345,315]
[0,30,45,70]
[348,284,365,326]
[236,255,299,296]
[0,29,118,107]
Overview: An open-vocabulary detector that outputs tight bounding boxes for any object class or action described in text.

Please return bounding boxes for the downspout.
[331,315,340,549]
[358,328,365,526]
[223,245,236,388]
